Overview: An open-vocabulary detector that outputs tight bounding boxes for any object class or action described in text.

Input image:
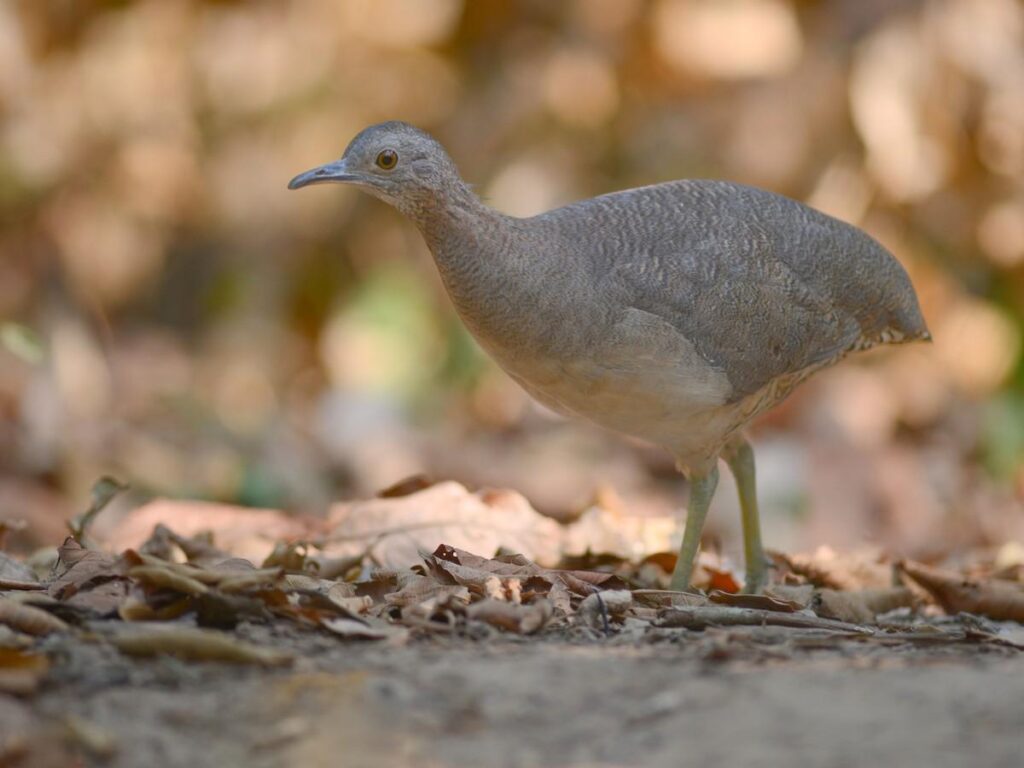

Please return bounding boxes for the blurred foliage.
[0,0,1021,551]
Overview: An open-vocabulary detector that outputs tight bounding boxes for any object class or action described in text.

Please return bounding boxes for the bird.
[289,121,929,593]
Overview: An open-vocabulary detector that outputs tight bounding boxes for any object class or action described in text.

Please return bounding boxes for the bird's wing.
[605,193,863,401]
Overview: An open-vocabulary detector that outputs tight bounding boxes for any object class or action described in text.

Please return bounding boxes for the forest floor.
[6,629,1024,768]
[3,481,1024,768]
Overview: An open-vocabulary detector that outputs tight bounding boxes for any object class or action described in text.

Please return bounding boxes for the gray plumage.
[289,120,929,592]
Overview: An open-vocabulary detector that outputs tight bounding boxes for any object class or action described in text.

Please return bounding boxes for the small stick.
[658,605,873,634]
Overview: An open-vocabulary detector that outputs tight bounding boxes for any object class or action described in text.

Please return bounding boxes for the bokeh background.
[1,0,1022,560]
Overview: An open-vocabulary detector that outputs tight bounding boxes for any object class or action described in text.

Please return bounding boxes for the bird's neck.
[412,185,547,358]
[415,183,520,285]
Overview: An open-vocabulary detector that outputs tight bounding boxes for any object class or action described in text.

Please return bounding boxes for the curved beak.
[287,158,359,190]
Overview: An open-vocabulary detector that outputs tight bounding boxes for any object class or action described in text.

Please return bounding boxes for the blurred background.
[1,0,1022,561]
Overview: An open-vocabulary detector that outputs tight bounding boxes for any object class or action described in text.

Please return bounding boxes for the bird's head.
[288,121,464,219]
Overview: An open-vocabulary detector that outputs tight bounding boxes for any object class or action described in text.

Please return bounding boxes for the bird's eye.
[375,149,398,170]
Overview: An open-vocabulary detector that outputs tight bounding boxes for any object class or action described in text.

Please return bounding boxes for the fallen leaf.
[49,539,120,600]
[263,541,318,573]
[96,501,316,565]
[377,474,435,498]
[109,625,293,665]
[899,561,1024,622]
[578,590,633,629]
[62,579,131,617]
[323,482,565,568]
[814,587,917,625]
[422,555,523,602]
[314,550,371,581]
[0,598,69,635]
[775,547,893,590]
[444,545,626,590]
[128,565,209,596]
[697,565,742,594]
[384,577,471,611]
[0,649,48,696]
[763,584,815,608]
[709,591,802,613]
[466,599,553,634]
[321,617,402,641]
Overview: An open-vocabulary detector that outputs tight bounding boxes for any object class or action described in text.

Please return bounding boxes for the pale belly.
[467,307,754,473]
[508,359,744,470]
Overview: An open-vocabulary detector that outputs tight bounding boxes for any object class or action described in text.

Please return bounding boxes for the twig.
[657,605,874,634]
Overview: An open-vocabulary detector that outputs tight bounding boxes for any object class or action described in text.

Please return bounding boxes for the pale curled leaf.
[709,590,803,613]
[899,561,1024,622]
[127,565,209,596]
[110,626,293,665]
[323,482,565,568]
[466,599,553,634]
[0,648,49,696]
[384,576,470,610]
[814,587,917,624]
[0,598,69,635]
[578,590,633,629]
[321,617,405,641]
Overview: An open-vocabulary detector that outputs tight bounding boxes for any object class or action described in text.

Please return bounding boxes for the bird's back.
[533,179,928,401]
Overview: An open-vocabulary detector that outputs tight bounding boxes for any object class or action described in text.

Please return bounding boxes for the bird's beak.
[287,158,359,190]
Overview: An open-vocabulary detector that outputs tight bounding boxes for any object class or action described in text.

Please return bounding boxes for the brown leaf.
[384,576,470,610]
[325,588,373,616]
[62,579,131,617]
[466,599,553,634]
[215,568,285,593]
[117,596,191,622]
[899,561,1024,622]
[814,587,918,625]
[763,584,815,608]
[262,541,317,573]
[578,590,633,629]
[314,551,369,581]
[709,590,802,613]
[423,556,523,602]
[0,598,69,636]
[0,649,49,696]
[775,547,893,590]
[321,617,405,641]
[431,544,627,599]
[695,565,741,594]
[97,501,316,565]
[109,625,293,665]
[49,539,120,600]
[377,474,435,498]
[631,590,710,609]
[127,565,209,596]
[639,551,677,574]
[323,482,565,569]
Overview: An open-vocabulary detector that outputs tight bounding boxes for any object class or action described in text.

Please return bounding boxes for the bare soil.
[7,625,1023,768]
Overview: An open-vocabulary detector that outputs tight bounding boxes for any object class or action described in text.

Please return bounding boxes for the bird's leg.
[669,466,719,591]
[722,436,768,593]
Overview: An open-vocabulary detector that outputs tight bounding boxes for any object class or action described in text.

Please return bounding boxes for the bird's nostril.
[315,169,328,176]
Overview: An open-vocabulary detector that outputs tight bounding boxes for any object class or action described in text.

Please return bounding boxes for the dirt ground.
[5,625,1023,768]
